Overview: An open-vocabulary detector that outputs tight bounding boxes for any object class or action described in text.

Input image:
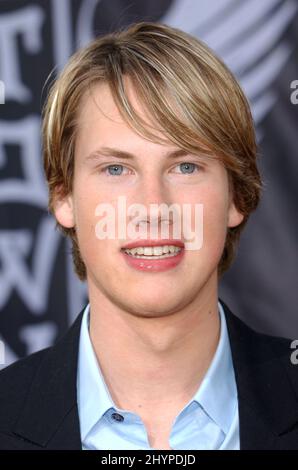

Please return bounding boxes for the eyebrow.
[84,146,191,162]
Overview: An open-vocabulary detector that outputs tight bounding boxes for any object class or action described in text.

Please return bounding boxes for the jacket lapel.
[221,299,298,449]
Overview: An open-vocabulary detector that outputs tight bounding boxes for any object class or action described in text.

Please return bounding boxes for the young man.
[0,22,297,451]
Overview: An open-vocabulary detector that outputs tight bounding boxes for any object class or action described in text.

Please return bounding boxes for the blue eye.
[179,163,197,174]
[101,162,201,177]
[106,164,124,176]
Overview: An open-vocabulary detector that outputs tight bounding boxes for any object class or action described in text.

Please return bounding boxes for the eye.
[174,162,201,174]
[103,164,126,176]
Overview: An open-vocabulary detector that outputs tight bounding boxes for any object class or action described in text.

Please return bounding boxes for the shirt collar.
[77,300,237,440]
[77,303,116,441]
[190,301,237,435]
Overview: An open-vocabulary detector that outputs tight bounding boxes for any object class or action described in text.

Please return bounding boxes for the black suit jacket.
[0,299,298,450]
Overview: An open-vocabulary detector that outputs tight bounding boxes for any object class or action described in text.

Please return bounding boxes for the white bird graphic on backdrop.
[162,0,297,130]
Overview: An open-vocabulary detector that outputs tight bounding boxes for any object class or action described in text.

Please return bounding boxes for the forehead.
[73,78,218,163]
[74,79,172,153]
[77,79,153,130]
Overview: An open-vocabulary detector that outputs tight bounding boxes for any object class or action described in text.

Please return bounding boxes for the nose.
[130,173,174,234]
[138,171,169,205]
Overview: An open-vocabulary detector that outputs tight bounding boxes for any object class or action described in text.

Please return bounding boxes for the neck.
[88,273,220,418]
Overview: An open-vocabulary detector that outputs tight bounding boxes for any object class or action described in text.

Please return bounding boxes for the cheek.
[198,186,230,255]
[72,178,122,270]
[72,181,103,255]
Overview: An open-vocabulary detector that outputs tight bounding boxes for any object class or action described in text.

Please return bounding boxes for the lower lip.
[121,249,185,272]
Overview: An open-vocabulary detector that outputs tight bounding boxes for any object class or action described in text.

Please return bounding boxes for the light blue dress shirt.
[76,300,240,450]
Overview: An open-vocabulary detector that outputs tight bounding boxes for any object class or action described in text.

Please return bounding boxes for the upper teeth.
[123,245,182,256]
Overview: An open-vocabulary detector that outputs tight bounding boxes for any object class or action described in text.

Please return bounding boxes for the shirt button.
[111,412,124,422]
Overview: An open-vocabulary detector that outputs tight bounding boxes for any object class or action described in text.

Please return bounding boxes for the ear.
[227,200,244,228]
[53,192,75,228]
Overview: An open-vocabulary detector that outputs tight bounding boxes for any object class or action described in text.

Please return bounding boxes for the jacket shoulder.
[223,301,298,395]
[0,310,84,449]
[262,330,298,392]
[232,309,295,356]
[0,347,52,432]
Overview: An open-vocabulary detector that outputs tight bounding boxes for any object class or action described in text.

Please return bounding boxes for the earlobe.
[227,202,244,228]
[54,194,75,228]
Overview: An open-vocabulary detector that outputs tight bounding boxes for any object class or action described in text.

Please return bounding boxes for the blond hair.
[42,21,262,280]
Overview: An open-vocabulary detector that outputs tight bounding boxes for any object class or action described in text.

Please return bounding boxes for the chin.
[126,290,191,316]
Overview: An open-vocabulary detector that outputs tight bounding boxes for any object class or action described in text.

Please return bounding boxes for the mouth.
[120,240,185,272]
[121,244,182,259]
